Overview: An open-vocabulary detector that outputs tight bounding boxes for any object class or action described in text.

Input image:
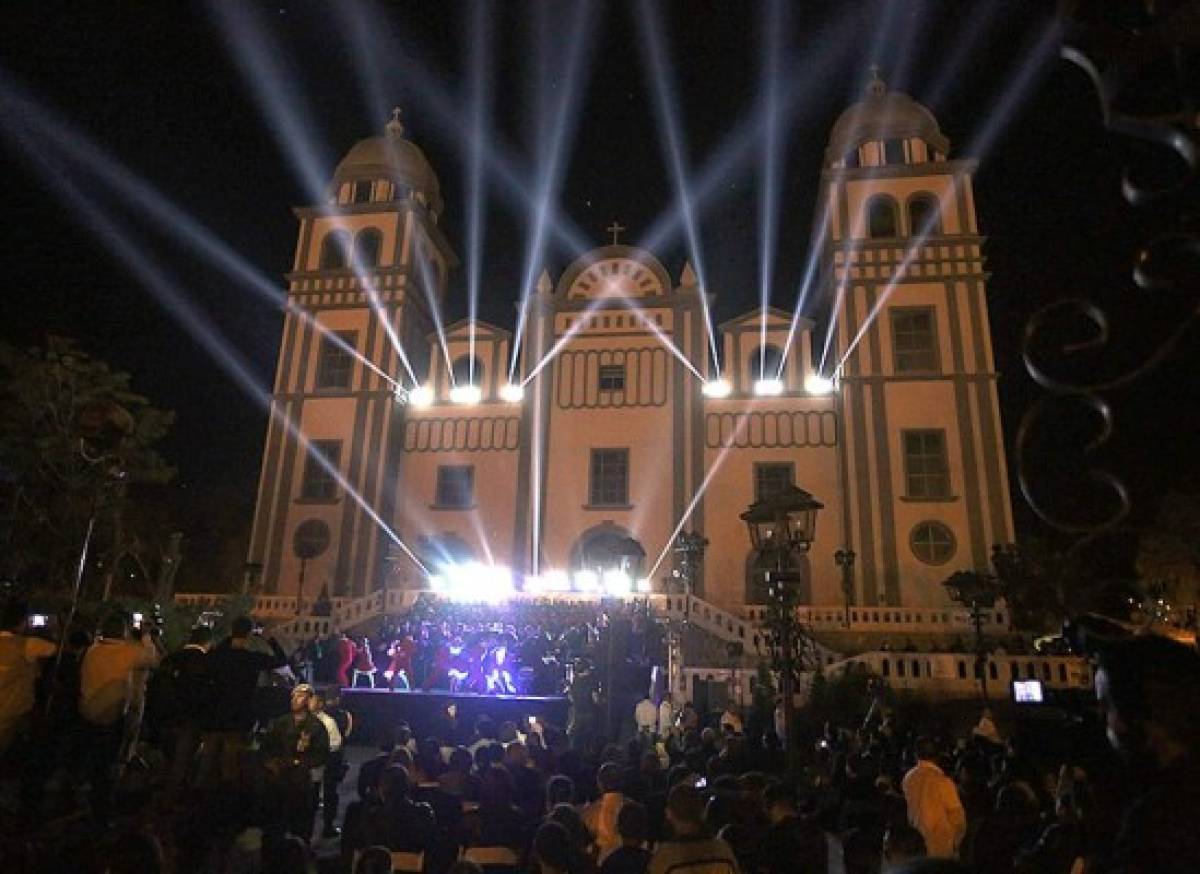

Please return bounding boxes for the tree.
[0,337,175,594]
[1136,492,1200,615]
[991,537,1137,633]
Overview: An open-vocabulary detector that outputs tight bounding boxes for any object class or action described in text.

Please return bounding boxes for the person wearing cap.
[263,683,330,841]
[1090,632,1200,872]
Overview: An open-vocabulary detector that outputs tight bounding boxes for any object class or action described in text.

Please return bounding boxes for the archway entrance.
[569,523,645,592]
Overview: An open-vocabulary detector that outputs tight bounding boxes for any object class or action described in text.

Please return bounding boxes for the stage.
[340,687,570,742]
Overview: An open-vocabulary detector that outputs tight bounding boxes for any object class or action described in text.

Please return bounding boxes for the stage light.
[449,384,483,405]
[753,378,784,396]
[543,570,571,592]
[603,569,632,596]
[805,374,834,395]
[428,573,446,592]
[635,578,652,593]
[702,379,732,399]
[499,383,525,403]
[408,385,435,408]
[573,570,600,593]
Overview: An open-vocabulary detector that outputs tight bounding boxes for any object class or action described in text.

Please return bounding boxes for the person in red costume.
[336,633,355,688]
[384,636,414,690]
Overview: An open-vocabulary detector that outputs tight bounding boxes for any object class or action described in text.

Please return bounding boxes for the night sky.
[2,2,1196,570]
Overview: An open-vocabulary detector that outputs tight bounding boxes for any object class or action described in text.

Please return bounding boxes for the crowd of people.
[2,593,1200,872]
[291,598,666,702]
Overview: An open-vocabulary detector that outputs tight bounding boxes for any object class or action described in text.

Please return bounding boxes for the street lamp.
[740,486,823,772]
[834,549,856,629]
[667,531,707,710]
[943,570,999,702]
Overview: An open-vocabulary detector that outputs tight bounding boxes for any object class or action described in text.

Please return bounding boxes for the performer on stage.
[335,632,355,688]
[383,635,415,690]
[351,637,377,688]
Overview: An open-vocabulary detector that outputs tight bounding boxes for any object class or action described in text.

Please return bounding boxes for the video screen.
[1012,679,1044,703]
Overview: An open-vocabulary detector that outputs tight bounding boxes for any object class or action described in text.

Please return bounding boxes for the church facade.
[246,77,1013,617]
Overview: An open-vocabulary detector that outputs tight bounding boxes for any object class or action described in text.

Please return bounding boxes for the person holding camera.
[78,611,162,821]
[0,601,57,757]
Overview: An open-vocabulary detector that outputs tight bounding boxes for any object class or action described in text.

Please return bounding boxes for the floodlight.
[543,570,571,592]
[408,384,435,407]
[635,577,652,593]
[449,384,483,405]
[753,378,784,396]
[499,383,525,403]
[702,379,732,398]
[573,570,600,593]
[804,374,834,395]
[603,569,632,596]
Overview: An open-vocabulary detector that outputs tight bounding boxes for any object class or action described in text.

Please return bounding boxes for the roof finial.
[386,105,405,137]
[867,65,886,97]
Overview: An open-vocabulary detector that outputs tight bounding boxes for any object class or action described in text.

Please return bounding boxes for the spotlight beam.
[835,20,1061,373]
[921,3,1007,111]
[331,0,593,262]
[758,0,786,382]
[208,2,424,386]
[636,12,859,256]
[777,207,831,379]
[415,249,456,385]
[616,300,706,382]
[509,0,598,381]
[206,2,331,197]
[18,132,428,577]
[464,0,492,388]
[0,75,410,391]
[646,419,748,582]
[634,0,722,375]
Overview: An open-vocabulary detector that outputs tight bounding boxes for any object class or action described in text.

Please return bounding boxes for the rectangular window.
[890,307,940,373]
[315,330,358,390]
[353,180,372,204]
[598,364,626,392]
[884,139,906,165]
[754,462,794,502]
[435,465,475,508]
[300,440,342,501]
[902,430,950,498]
[589,448,629,507]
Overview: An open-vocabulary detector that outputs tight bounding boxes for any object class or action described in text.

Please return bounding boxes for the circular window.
[292,519,331,560]
[910,521,955,565]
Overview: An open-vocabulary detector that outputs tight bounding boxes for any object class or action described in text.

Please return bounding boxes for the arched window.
[354,229,383,269]
[907,194,941,237]
[749,344,785,382]
[451,355,484,387]
[318,231,351,270]
[866,196,899,239]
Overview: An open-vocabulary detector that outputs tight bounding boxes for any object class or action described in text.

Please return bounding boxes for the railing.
[822,651,1091,697]
[740,604,1010,635]
[657,594,844,665]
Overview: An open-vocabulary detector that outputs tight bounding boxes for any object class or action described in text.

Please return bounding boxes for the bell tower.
[247,108,457,601]
[820,72,1013,607]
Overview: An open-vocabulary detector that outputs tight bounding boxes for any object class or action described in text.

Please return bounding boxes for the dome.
[333,108,443,215]
[826,72,948,165]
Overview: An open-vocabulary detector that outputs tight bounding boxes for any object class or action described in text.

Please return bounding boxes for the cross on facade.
[606,221,626,245]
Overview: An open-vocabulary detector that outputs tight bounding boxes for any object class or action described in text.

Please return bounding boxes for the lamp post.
[834,548,856,629]
[740,486,823,772]
[943,570,999,702]
[668,531,707,708]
